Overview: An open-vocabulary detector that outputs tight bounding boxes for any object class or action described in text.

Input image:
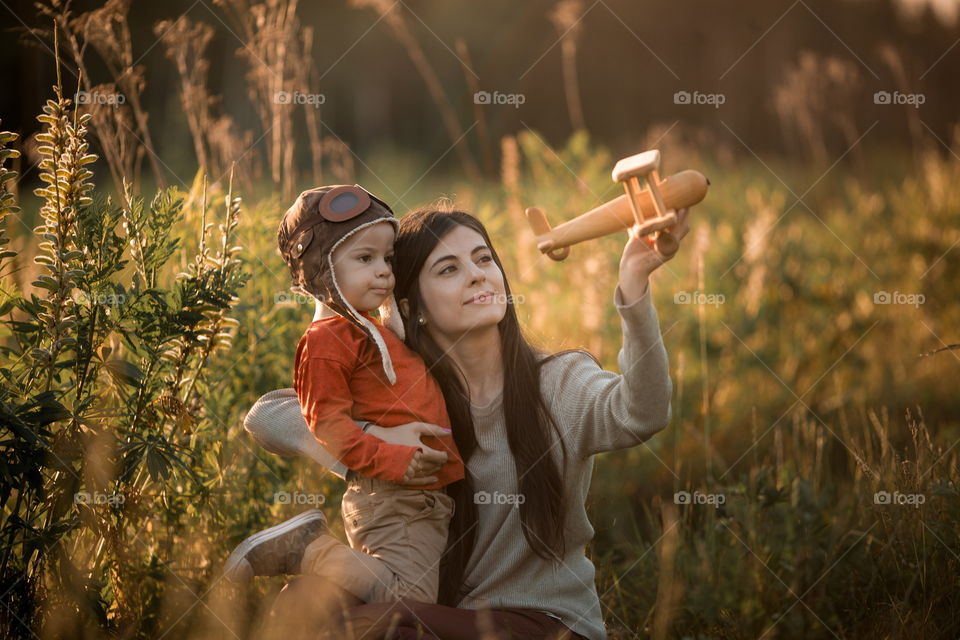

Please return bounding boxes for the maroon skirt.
[339,598,590,639]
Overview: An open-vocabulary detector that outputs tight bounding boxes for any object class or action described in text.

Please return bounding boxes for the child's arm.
[296,355,419,484]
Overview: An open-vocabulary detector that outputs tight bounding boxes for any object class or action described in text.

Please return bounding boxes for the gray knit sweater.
[458,284,672,640]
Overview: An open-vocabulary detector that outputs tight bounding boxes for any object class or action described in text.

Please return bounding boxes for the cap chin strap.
[303,290,403,339]
[378,295,405,341]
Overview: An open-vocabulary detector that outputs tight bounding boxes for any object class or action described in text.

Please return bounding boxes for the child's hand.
[401,448,446,485]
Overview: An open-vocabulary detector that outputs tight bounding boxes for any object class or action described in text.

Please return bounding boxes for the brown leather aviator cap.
[278,185,395,262]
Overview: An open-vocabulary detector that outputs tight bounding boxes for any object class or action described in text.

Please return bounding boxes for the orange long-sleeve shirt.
[293,313,464,489]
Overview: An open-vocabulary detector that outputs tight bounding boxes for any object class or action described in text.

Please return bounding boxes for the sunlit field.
[1,1,959,638]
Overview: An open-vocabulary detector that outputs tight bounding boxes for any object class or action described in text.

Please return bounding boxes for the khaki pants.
[300,470,455,604]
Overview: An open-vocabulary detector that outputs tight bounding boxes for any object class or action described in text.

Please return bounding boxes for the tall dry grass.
[2,2,958,638]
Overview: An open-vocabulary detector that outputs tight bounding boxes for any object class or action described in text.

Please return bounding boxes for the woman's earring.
[418,316,426,326]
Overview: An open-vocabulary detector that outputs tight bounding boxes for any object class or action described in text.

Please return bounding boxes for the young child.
[224,185,464,605]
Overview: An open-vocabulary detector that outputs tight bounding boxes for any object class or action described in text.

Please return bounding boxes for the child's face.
[327,221,396,312]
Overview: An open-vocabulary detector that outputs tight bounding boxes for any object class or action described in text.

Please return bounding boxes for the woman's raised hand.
[618,207,692,304]
[365,421,450,485]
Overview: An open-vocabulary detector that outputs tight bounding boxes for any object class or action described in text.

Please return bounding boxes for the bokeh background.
[1,0,958,638]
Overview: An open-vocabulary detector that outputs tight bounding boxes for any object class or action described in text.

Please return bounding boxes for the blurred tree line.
[1,0,958,187]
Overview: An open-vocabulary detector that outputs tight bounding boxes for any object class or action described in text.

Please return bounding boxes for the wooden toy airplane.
[525,149,709,260]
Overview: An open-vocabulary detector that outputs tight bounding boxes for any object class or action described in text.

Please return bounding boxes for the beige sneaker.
[223,509,328,581]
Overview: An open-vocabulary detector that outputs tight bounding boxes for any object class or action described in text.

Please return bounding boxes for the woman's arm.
[551,208,690,457]
[244,388,350,479]
[243,390,447,484]
[551,283,673,457]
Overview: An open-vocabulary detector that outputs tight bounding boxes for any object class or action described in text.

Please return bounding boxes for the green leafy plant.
[0,63,250,635]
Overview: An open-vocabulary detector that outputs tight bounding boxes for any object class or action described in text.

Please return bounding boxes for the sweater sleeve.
[296,354,419,483]
[549,283,673,458]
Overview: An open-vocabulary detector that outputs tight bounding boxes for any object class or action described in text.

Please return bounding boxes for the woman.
[246,204,689,639]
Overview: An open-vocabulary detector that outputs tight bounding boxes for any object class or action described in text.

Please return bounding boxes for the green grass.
[3,118,959,638]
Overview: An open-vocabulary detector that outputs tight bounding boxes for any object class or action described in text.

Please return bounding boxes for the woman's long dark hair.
[393,207,585,606]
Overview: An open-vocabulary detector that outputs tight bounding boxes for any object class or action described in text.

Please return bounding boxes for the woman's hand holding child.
[365,422,450,485]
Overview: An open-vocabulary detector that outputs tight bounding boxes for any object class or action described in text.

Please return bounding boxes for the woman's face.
[415,225,507,337]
